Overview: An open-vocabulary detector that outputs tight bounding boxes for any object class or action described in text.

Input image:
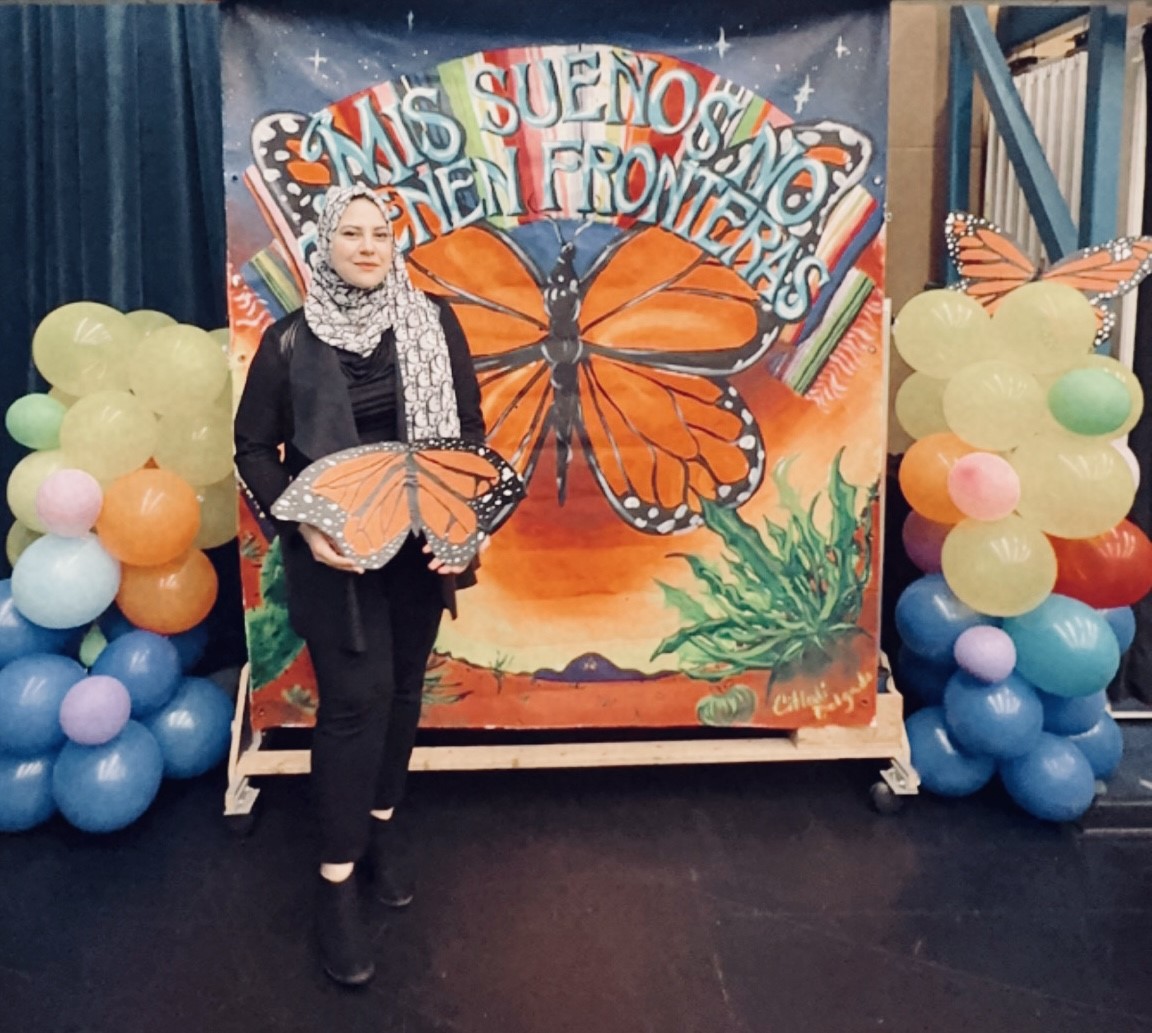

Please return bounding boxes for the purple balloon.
[58,675,131,746]
[954,626,1017,683]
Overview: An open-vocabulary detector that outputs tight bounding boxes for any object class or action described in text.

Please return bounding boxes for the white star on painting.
[794,74,814,113]
[835,36,851,59]
[716,27,732,59]
[308,49,327,74]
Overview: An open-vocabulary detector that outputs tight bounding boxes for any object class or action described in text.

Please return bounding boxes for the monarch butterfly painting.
[946,211,1152,347]
[224,27,891,732]
[270,440,524,568]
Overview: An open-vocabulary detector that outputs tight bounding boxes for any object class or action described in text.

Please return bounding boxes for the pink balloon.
[35,469,104,537]
[946,453,1020,522]
[902,511,951,574]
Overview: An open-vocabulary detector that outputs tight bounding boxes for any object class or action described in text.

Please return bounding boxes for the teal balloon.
[0,751,57,831]
[1003,594,1121,699]
[1039,688,1107,736]
[4,394,67,450]
[943,671,1044,760]
[1047,369,1132,436]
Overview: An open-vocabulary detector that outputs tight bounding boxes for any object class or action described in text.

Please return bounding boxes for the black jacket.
[233,298,485,649]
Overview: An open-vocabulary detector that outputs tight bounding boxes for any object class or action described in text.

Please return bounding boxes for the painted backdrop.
[221,1,889,731]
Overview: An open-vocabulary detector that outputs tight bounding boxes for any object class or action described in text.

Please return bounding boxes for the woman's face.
[328,197,394,289]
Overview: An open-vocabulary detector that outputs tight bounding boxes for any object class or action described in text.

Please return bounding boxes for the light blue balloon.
[52,721,163,833]
[0,654,86,756]
[1101,607,1137,654]
[895,645,955,707]
[1000,734,1097,822]
[91,631,181,719]
[943,671,1044,760]
[1003,594,1121,699]
[144,677,232,778]
[0,580,76,665]
[0,751,57,831]
[11,534,120,630]
[906,706,996,797]
[1067,714,1124,780]
[1039,689,1107,736]
[895,574,993,664]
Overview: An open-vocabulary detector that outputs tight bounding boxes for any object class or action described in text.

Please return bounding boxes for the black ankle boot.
[315,874,375,986]
[365,819,415,909]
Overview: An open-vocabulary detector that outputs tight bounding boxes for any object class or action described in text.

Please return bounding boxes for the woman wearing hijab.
[234,184,485,986]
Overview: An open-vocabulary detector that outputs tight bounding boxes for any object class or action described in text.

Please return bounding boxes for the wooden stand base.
[224,664,920,819]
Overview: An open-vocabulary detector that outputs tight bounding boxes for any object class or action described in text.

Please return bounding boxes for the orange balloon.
[898,433,977,524]
[96,468,201,566]
[116,550,218,634]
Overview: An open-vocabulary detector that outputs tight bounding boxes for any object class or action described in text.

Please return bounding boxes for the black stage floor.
[3,745,1151,1033]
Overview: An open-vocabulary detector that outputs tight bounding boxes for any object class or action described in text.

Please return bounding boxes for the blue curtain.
[0,5,241,666]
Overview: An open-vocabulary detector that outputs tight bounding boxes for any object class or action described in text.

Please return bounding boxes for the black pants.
[306,539,444,864]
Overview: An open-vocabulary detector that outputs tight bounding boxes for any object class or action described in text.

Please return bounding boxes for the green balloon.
[1048,368,1132,437]
[79,625,109,668]
[5,394,67,450]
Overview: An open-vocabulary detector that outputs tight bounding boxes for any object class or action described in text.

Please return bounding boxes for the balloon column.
[893,273,1147,823]
[0,304,237,834]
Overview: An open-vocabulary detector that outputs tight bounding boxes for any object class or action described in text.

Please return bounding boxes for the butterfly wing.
[406,441,526,565]
[577,354,765,534]
[1041,237,1152,347]
[945,211,1038,310]
[270,444,413,568]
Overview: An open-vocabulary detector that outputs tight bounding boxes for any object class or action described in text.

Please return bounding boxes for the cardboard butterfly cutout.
[946,211,1152,347]
[271,440,525,570]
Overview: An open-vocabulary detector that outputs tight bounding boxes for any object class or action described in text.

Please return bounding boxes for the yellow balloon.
[895,373,949,440]
[943,360,1046,450]
[6,450,72,532]
[990,282,1096,374]
[209,328,231,352]
[893,290,1000,377]
[941,516,1057,617]
[31,302,137,396]
[154,410,234,486]
[125,310,177,336]
[5,520,43,566]
[1011,431,1137,538]
[195,476,239,549]
[130,324,230,416]
[59,391,158,482]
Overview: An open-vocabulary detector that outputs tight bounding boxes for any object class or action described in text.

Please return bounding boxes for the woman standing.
[234,184,485,986]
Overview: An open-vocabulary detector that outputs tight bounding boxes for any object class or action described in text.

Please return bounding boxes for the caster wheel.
[225,811,259,837]
[870,780,906,815]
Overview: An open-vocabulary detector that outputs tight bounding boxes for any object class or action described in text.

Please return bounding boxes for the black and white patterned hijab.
[303,184,461,441]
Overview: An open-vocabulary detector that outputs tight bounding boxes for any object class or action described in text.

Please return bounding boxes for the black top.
[336,332,399,444]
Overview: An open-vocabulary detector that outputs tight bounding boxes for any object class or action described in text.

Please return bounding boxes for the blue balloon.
[943,671,1044,760]
[1101,607,1137,654]
[0,751,57,831]
[906,706,996,797]
[1003,595,1121,699]
[895,575,992,664]
[144,677,233,778]
[11,534,120,629]
[0,654,86,756]
[1067,714,1124,780]
[91,631,180,719]
[52,721,163,833]
[1039,689,1107,736]
[168,623,210,673]
[98,606,136,642]
[895,645,955,707]
[1000,734,1097,822]
[0,580,75,666]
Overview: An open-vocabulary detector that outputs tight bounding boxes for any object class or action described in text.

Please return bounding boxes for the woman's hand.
[299,524,364,574]
[423,535,490,575]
